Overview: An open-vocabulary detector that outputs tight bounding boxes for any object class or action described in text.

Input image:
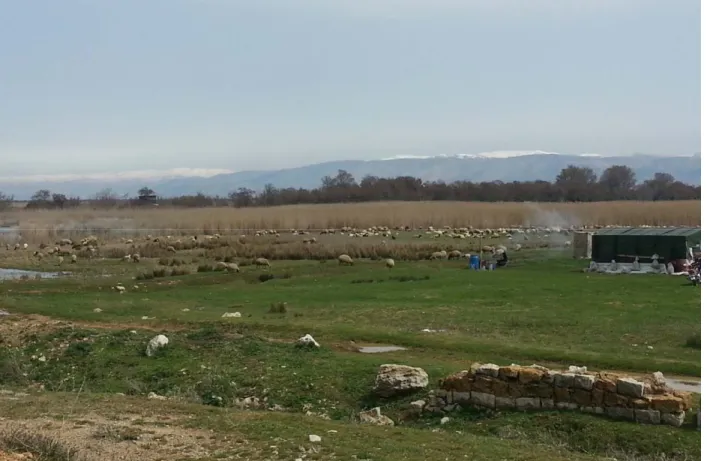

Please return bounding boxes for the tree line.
[0,165,700,211]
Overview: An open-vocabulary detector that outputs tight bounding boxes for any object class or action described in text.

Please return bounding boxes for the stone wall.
[428,363,692,427]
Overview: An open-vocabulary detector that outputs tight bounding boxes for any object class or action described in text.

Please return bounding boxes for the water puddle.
[0,268,70,281]
[665,378,701,394]
[358,345,407,353]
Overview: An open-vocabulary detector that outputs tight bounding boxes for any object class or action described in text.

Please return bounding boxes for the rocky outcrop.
[373,364,429,397]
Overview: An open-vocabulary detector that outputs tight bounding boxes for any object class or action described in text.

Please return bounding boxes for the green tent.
[591,227,701,264]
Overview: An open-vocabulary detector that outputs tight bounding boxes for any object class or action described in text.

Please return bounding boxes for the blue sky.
[0,0,700,179]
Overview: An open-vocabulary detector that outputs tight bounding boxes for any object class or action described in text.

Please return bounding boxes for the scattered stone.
[358,407,394,426]
[222,312,241,318]
[409,400,426,410]
[92,308,102,313]
[440,416,450,425]
[145,334,169,357]
[147,392,166,400]
[373,364,429,397]
[568,365,587,373]
[296,334,320,348]
[308,434,321,443]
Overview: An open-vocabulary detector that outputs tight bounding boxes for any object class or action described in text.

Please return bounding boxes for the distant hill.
[0,152,700,199]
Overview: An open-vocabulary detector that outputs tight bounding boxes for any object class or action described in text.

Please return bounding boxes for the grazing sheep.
[448,250,462,260]
[254,257,271,268]
[225,262,240,273]
[338,254,354,266]
[123,255,132,262]
[384,258,395,269]
[57,256,64,265]
[114,285,126,294]
[166,245,177,253]
[70,254,78,263]
[430,250,448,260]
[514,243,522,251]
[131,253,141,263]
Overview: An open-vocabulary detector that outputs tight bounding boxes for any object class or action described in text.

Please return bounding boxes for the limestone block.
[616,378,644,398]
[470,391,496,409]
[661,411,685,427]
[516,397,541,411]
[634,409,661,425]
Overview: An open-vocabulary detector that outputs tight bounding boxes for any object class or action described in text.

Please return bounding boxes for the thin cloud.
[0,168,234,184]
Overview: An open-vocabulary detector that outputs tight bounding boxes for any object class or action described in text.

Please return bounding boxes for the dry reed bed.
[1,201,700,242]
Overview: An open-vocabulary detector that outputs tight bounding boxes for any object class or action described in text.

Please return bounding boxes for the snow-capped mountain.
[0,152,699,199]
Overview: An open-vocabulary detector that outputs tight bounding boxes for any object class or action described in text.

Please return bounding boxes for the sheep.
[123,254,132,262]
[57,256,64,265]
[338,254,354,266]
[448,250,463,260]
[430,250,447,260]
[114,285,126,294]
[166,245,177,253]
[384,258,395,269]
[131,253,141,263]
[254,257,271,268]
[70,254,78,263]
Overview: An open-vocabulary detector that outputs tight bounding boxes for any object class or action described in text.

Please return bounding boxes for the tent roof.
[593,227,701,237]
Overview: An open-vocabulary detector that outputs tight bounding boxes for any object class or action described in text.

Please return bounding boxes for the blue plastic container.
[469,254,480,270]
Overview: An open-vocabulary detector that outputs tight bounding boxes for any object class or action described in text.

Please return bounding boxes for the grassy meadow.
[0,228,701,461]
[0,206,702,461]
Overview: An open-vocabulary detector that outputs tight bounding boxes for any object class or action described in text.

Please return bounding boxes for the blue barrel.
[470,254,480,270]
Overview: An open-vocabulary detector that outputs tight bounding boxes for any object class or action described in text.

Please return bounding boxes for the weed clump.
[269,302,288,314]
[685,332,700,349]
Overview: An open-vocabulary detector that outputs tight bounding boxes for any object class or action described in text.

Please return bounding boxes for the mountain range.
[0,151,700,200]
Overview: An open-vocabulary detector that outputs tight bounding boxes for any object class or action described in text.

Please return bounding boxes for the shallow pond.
[0,267,70,281]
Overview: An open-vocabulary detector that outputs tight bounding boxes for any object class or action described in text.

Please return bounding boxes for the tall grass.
[0,201,699,242]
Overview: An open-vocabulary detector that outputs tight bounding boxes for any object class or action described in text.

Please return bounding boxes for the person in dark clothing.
[496,250,508,268]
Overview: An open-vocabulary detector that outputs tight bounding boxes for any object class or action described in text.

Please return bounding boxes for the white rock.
[147,392,167,400]
[373,364,429,397]
[222,312,242,318]
[93,308,102,313]
[440,416,451,425]
[296,334,320,348]
[146,334,169,357]
[308,434,321,443]
[358,407,394,426]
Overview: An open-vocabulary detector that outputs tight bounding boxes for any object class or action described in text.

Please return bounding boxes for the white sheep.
[70,254,77,263]
[338,254,354,266]
[384,258,395,269]
[57,256,64,265]
[166,245,177,253]
[114,285,126,294]
[254,257,271,268]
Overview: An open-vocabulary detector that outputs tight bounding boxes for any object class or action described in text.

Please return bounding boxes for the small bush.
[0,428,83,461]
[685,332,700,349]
[152,268,167,278]
[258,273,275,283]
[269,302,288,314]
[65,342,92,357]
[196,264,214,273]
[135,272,155,281]
[170,267,190,277]
[158,257,170,266]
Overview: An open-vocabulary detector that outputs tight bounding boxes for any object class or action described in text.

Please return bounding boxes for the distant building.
[137,193,158,205]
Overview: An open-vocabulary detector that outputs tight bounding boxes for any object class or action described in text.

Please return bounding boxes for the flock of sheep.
[0,223,581,271]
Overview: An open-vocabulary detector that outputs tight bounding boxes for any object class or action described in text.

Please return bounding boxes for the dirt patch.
[0,413,231,461]
[0,315,71,347]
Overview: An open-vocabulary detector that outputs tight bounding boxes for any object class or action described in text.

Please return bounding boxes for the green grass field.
[0,249,701,460]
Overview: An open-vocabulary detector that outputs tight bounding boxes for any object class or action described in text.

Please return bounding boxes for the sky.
[0,0,701,179]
